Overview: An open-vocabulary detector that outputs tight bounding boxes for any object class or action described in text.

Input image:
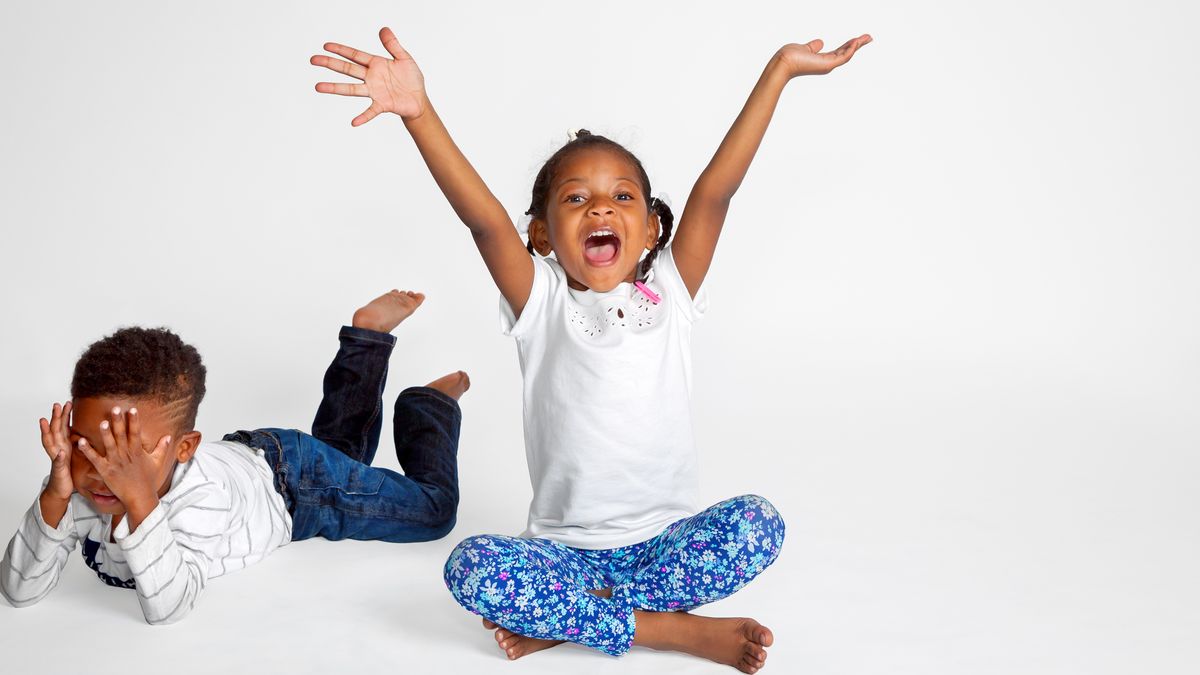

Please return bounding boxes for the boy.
[0,290,467,624]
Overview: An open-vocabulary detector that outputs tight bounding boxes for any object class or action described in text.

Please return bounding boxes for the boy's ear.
[174,431,202,463]
[529,218,553,256]
[645,211,661,251]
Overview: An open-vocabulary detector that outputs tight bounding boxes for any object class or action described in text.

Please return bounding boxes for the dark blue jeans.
[224,326,461,543]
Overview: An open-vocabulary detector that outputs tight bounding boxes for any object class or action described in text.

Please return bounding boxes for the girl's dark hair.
[524,130,673,281]
[71,326,207,430]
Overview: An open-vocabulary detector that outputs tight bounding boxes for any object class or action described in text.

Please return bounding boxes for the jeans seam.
[338,325,398,347]
[399,386,462,411]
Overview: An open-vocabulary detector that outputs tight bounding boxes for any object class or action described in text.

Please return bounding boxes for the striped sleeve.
[0,488,81,607]
[113,484,231,625]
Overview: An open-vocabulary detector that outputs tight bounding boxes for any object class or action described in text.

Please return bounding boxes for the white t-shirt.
[501,245,709,549]
[0,440,291,624]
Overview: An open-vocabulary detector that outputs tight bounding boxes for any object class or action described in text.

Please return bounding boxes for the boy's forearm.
[115,505,210,625]
[690,55,792,207]
[1,497,77,608]
[403,100,514,234]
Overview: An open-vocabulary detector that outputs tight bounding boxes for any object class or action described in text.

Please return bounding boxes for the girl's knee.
[722,494,786,559]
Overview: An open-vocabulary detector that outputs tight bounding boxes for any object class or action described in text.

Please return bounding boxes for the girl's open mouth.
[583,230,621,265]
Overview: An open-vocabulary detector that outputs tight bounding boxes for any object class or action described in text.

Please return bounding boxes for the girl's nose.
[589,202,615,217]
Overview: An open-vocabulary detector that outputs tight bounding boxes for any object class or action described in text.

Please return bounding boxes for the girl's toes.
[753,624,774,647]
[482,618,497,629]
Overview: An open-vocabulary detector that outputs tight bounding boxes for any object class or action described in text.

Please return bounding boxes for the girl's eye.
[566,195,586,204]
[615,193,633,201]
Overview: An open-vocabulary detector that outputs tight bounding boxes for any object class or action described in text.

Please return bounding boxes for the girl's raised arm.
[312,27,534,314]
[671,35,871,298]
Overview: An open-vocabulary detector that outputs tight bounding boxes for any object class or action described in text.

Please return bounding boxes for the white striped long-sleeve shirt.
[0,440,292,624]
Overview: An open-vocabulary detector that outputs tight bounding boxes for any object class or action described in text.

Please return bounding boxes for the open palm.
[311,27,426,126]
[778,34,872,77]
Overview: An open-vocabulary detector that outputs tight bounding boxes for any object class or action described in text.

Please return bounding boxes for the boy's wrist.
[121,495,160,533]
[38,489,71,528]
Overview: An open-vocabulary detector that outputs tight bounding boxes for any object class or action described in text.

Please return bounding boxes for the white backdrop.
[1,1,1197,674]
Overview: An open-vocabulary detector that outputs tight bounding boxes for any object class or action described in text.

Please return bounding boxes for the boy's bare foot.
[352,290,425,333]
[482,618,564,660]
[634,612,773,673]
[426,371,470,400]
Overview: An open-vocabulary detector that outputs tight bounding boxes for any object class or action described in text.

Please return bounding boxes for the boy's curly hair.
[70,327,206,430]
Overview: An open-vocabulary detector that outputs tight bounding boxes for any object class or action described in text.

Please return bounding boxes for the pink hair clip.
[634,281,661,304]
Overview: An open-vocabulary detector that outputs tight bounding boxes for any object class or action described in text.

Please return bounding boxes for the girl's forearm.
[403,100,514,234]
[690,55,792,206]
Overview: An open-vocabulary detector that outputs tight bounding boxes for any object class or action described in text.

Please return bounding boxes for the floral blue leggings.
[443,494,785,656]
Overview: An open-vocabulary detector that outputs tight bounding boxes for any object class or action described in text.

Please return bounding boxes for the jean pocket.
[297,452,385,498]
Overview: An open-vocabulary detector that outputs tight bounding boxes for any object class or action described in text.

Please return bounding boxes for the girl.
[311,27,869,673]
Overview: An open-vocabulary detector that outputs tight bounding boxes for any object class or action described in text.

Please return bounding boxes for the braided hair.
[524,130,674,282]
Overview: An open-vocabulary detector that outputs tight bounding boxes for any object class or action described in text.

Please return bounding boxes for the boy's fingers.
[109,407,128,452]
[77,438,103,466]
[127,408,143,450]
[310,54,367,80]
[49,402,62,435]
[40,418,55,454]
[98,416,119,458]
[151,435,173,461]
[315,82,368,98]
[323,42,374,66]
[61,401,73,435]
[379,27,411,61]
[351,104,380,127]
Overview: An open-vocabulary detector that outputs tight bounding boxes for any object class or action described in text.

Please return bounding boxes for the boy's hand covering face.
[39,401,75,500]
[75,407,173,513]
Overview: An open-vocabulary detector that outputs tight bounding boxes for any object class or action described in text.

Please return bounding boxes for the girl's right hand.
[39,401,74,500]
[311,27,427,126]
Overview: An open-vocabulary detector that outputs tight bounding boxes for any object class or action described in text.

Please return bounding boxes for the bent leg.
[310,326,395,464]
[615,494,785,612]
[389,387,462,529]
[277,429,457,543]
[444,535,637,656]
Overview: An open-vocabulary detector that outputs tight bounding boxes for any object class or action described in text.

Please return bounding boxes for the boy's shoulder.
[163,440,271,508]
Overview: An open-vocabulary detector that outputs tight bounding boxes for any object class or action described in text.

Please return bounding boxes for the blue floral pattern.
[444,494,785,656]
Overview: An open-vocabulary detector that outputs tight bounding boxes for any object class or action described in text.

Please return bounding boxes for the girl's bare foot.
[352,290,425,333]
[427,371,470,400]
[477,588,610,660]
[634,612,773,673]
[482,618,564,660]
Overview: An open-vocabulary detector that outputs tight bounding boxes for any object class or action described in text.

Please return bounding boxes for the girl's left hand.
[777,35,872,77]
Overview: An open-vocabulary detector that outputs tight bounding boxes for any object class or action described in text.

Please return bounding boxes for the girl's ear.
[529,218,553,256]
[645,211,661,251]
[174,431,203,463]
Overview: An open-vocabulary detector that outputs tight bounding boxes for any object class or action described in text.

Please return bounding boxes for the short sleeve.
[500,255,557,339]
[654,245,709,323]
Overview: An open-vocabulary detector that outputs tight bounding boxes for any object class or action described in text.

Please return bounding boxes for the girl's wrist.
[400,92,433,124]
[765,52,797,85]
